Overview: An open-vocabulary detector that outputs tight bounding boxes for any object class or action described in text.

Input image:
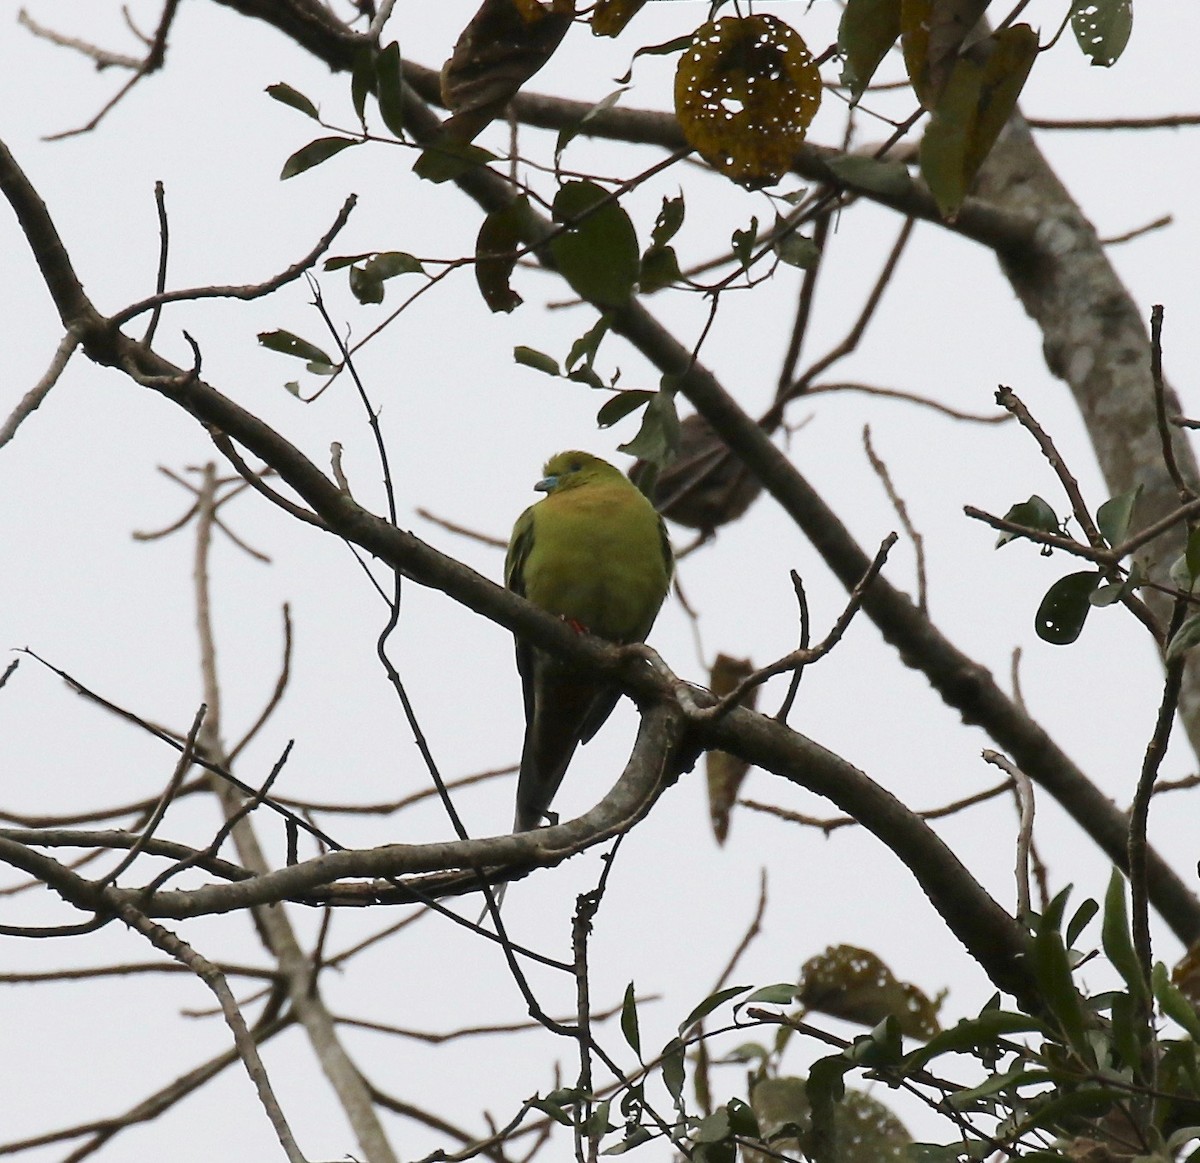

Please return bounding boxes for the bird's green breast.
[523,483,670,643]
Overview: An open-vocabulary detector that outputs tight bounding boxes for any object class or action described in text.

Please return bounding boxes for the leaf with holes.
[1071,0,1132,66]
[675,15,821,189]
[1035,571,1102,645]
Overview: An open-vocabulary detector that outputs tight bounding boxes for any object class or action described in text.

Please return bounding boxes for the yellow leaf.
[798,944,942,1040]
[675,15,821,189]
[705,653,757,845]
[592,0,648,37]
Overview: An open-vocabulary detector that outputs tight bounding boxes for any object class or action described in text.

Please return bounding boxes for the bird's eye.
[568,460,582,473]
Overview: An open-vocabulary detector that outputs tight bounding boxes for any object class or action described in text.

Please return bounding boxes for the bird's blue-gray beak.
[535,474,558,493]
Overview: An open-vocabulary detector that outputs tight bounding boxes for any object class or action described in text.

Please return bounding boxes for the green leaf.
[919,25,1039,219]
[1065,897,1098,947]
[601,1126,653,1155]
[726,1097,759,1138]
[677,984,751,1034]
[773,223,820,268]
[351,47,375,127]
[347,252,425,305]
[731,217,758,271]
[621,982,641,1057]
[529,1093,575,1126]
[551,180,640,307]
[280,136,358,180]
[266,83,319,120]
[324,252,372,272]
[556,87,628,162]
[902,1009,1047,1072]
[1071,0,1133,66]
[1032,888,1090,1054]
[566,316,611,372]
[1186,526,1200,583]
[639,245,681,294]
[650,194,685,248]
[1166,613,1200,663]
[258,330,335,366]
[826,154,914,198]
[660,1037,686,1107]
[995,495,1058,548]
[743,983,798,1006]
[366,251,424,279]
[413,140,496,183]
[583,1099,613,1137]
[618,384,680,466]
[349,265,384,304]
[838,0,902,103]
[1035,571,1102,644]
[1102,869,1150,1007]
[513,346,561,377]
[1096,483,1142,549]
[1155,962,1200,1039]
[375,41,406,137]
[476,198,530,314]
[1089,576,1131,607]
[615,34,693,85]
[806,1054,849,1163]
[1108,991,1142,1071]
[597,390,653,429]
[695,1108,731,1144]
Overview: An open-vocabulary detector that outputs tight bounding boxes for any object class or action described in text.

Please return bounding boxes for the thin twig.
[1129,604,1188,992]
[982,751,1034,918]
[0,332,78,449]
[1099,215,1172,246]
[1150,305,1194,504]
[774,570,810,724]
[995,386,1105,549]
[864,426,927,614]
[415,507,508,548]
[144,180,169,345]
[699,534,897,722]
[109,194,358,327]
[741,777,1016,833]
[114,903,308,1163]
[802,381,1012,424]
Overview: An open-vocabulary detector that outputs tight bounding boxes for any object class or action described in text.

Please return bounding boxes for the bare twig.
[1099,215,1172,246]
[24,0,181,141]
[699,534,897,722]
[740,776,1016,834]
[110,194,358,327]
[415,507,508,548]
[1150,305,1194,505]
[0,332,78,449]
[982,751,1034,918]
[1130,604,1188,992]
[995,386,1105,550]
[802,381,1012,424]
[864,426,928,614]
[114,903,308,1162]
[144,180,169,344]
[774,570,810,724]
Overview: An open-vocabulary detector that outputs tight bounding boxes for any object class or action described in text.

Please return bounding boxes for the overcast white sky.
[2,2,1200,1160]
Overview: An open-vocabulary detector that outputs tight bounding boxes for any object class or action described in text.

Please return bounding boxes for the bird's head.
[535,451,622,494]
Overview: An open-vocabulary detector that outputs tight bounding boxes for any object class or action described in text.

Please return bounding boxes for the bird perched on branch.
[506,451,673,832]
